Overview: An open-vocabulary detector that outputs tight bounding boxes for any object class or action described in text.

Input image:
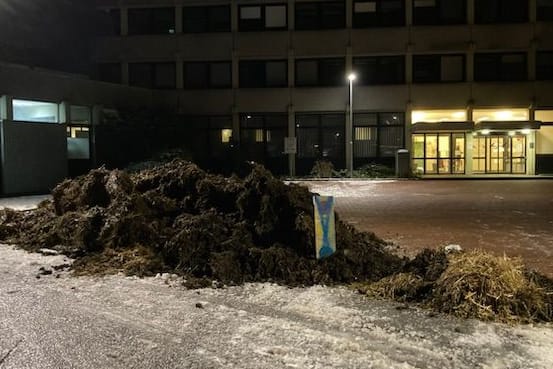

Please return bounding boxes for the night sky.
[0,0,100,74]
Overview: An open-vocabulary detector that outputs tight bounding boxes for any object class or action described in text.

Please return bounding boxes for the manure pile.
[1,160,551,323]
[0,160,403,286]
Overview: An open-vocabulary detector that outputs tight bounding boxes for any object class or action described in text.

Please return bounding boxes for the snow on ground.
[290,180,396,198]
[1,245,552,369]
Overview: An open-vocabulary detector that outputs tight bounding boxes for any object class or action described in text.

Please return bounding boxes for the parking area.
[302,179,553,277]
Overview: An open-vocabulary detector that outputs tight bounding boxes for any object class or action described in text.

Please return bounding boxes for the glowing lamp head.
[347,73,357,82]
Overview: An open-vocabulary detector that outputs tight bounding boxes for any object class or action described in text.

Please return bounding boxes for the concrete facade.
[91,0,553,176]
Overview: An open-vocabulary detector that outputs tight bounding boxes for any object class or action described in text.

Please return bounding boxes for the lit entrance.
[472,134,526,174]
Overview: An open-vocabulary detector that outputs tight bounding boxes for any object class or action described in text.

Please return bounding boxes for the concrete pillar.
[0,95,13,120]
[346,45,353,75]
[405,49,413,84]
[288,0,295,30]
[528,43,537,81]
[345,105,353,173]
[405,0,413,26]
[231,0,239,32]
[122,62,129,85]
[59,101,70,124]
[91,105,103,168]
[232,50,239,89]
[288,104,296,176]
[346,0,353,28]
[405,102,412,153]
[465,104,474,175]
[467,0,475,25]
[176,57,184,89]
[121,7,128,36]
[175,5,183,34]
[288,49,295,87]
[527,131,536,175]
[529,0,537,23]
[466,42,475,83]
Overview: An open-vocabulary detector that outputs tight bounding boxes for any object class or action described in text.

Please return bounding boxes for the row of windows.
[98,0,553,36]
[97,51,553,88]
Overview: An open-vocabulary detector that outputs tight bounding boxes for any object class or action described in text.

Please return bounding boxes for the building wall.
[0,120,67,195]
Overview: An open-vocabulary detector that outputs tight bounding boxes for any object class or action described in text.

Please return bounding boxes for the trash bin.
[395,149,410,178]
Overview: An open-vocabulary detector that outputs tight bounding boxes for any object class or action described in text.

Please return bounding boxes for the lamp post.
[347,73,356,177]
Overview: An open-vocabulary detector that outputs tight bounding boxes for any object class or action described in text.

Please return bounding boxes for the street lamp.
[347,73,356,177]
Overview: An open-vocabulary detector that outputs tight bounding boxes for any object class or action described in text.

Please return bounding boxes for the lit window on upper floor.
[475,0,528,24]
[239,60,288,87]
[239,4,287,31]
[183,5,231,33]
[295,58,346,87]
[129,62,176,89]
[474,53,527,82]
[352,0,405,28]
[353,56,405,85]
[537,51,553,80]
[412,0,466,25]
[128,8,175,35]
[97,63,121,84]
[184,62,232,89]
[537,0,553,21]
[97,8,121,36]
[413,54,465,83]
[295,1,345,30]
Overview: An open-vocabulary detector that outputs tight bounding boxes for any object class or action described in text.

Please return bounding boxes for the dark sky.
[0,0,100,74]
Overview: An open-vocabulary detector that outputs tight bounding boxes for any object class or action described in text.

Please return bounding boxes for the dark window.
[474,53,527,81]
[352,0,405,28]
[413,54,465,83]
[240,114,288,172]
[295,1,346,30]
[296,114,345,167]
[128,8,175,35]
[537,0,553,21]
[537,51,553,80]
[296,58,346,86]
[353,56,405,84]
[184,62,231,88]
[97,8,121,36]
[475,0,528,24]
[183,5,231,33]
[239,4,287,31]
[97,63,121,83]
[413,0,466,25]
[129,62,176,89]
[354,112,404,158]
[239,60,288,87]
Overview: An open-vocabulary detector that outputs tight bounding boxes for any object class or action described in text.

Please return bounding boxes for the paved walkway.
[301,179,553,277]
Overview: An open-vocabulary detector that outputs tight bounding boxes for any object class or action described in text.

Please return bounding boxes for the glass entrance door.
[472,134,526,174]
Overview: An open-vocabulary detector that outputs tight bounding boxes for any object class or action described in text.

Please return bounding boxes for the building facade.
[91,0,553,176]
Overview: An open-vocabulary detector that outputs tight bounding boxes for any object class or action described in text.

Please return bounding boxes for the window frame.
[295,1,346,30]
[295,58,346,87]
[412,54,466,83]
[352,55,405,85]
[182,5,231,33]
[474,0,529,24]
[183,61,232,89]
[352,0,406,28]
[128,62,177,89]
[474,52,528,82]
[412,0,467,25]
[239,60,288,88]
[537,51,553,81]
[353,112,405,159]
[238,3,288,31]
[127,7,176,35]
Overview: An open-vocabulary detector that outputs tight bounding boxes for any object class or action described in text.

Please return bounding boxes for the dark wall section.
[0,120,67,195]
[536,155,553,174]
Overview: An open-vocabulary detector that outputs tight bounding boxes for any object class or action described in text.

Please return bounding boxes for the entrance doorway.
[472,134,526,174]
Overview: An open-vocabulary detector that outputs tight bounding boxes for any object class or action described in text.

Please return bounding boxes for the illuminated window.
[13,99,59,123]
[411,109,467,124]
[239,4,287,31]
[355,127,372,140]
[255,129,264,142]
[473,109,529,123]
[221,129,232,143]
[535,110,553,123]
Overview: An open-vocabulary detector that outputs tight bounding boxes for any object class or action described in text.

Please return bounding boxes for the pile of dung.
[0,160,404,287]
[358,249,553,323]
